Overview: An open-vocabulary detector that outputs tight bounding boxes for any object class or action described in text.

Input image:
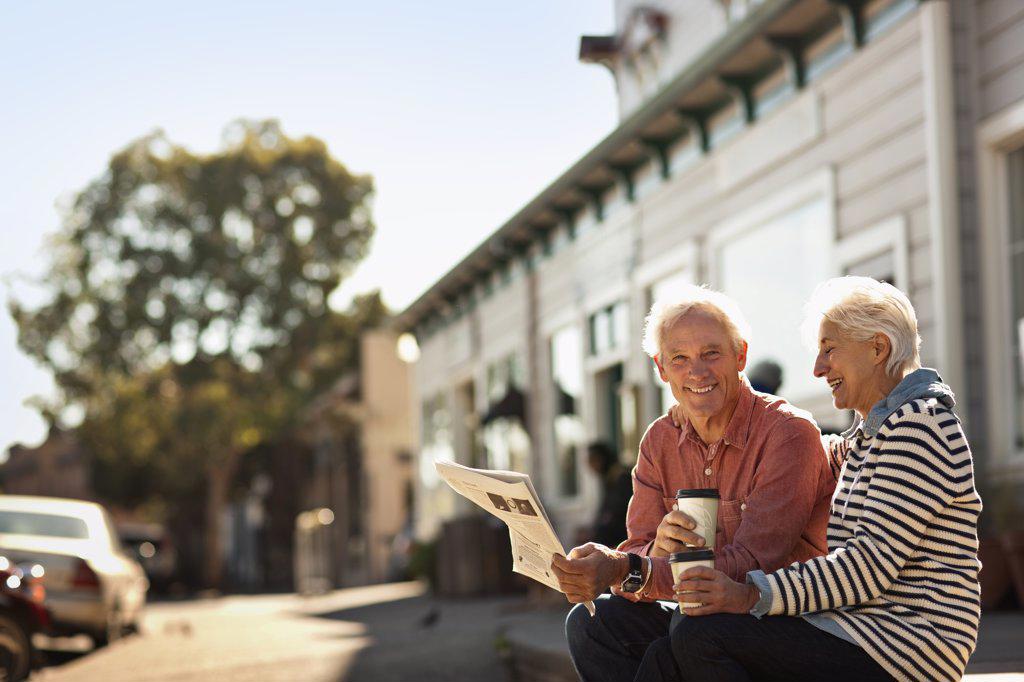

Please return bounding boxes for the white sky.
[0,1,617,452]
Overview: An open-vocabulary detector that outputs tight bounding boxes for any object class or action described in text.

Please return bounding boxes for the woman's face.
[813,319,888,418]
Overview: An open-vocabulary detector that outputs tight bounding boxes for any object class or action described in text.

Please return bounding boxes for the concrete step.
[500,608,1024,682]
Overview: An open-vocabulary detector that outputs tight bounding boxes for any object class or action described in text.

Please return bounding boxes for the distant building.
[299,329,416,587]
[399,0,1024,546]
[1,427,93,501]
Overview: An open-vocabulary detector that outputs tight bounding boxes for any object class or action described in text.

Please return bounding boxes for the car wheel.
[0,613,32,681]
[93,605,124,648]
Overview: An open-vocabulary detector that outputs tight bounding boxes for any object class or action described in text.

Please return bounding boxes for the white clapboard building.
[397,0,1024,546]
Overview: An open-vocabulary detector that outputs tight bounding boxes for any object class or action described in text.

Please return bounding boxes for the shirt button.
[704,467,712,476]
[740,503,747,511]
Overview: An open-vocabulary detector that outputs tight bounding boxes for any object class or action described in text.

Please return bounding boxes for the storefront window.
[420,394,453,487]
[551,326,584,497]
[483,353,530,473]
[716,198,832,405]
[1008,148,1024,449]
[589,301,629,356]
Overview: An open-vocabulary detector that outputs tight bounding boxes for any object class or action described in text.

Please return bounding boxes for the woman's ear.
[872,333,892,367]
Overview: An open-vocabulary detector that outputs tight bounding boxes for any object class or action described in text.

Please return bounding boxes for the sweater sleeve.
[763,404,972,616]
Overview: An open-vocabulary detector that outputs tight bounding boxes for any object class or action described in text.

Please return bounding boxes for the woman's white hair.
[642,283,751,359]
[801,276,921,377]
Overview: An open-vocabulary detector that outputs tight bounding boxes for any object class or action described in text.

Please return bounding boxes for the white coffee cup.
[669,548,715,612]
[675,488,720,549]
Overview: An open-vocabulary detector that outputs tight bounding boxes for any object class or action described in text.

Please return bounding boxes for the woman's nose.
[813,354,828,377]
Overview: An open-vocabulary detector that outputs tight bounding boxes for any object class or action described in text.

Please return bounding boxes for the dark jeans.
[566,598,893,682]
[565,594,681,682]
[670,613,894,682]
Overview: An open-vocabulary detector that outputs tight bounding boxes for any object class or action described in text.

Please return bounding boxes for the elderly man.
[551,285,835,682]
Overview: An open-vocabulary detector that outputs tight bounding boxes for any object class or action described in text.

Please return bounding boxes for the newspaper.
[435,460,595,616]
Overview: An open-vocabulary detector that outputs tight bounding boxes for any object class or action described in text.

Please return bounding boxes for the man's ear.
[735,341,748,372]
[872,333,892,367]
[652,355,668,382]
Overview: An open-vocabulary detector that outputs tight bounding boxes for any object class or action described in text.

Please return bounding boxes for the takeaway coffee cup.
[675,488,720,549]
[669,548,716,612]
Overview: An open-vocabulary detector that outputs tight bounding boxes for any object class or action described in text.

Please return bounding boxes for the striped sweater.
[763,397,982,682]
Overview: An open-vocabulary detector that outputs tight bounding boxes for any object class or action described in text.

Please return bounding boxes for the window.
[978,102,1024,466]
[1008,148,1024,449]
[485,354,524,404]
[420,394,453,487]
[551,327,584,497]
[0,511,89,539]
[715,197,832,404]
[483,354,530,473]
[589,301,629,356]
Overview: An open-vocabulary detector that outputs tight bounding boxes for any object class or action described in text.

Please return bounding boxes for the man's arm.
[714,418,827,580]
[614,432,676,602]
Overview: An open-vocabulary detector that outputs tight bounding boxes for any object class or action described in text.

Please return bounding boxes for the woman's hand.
[669,402,685,428]
[674,566,760,616]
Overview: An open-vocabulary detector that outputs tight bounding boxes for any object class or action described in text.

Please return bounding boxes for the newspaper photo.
[435,460,595,616]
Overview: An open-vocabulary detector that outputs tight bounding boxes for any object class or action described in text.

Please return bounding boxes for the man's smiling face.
[654,308,747,425]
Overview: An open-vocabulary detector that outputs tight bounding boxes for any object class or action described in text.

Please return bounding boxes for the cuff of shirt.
[745,570,773,619]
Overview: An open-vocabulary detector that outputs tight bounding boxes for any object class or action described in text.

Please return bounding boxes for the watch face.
[621,553,644,592]
[621,571,643,593]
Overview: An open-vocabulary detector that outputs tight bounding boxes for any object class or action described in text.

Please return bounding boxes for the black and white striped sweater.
[764,397,981,682]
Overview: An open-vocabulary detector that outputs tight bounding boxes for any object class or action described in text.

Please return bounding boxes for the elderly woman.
[654,277,981,682]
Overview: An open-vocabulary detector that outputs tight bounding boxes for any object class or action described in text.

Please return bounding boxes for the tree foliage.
[10,119,384,586]
[12,119,374,398]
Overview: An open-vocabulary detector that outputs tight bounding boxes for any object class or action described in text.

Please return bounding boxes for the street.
[29,582,521,682]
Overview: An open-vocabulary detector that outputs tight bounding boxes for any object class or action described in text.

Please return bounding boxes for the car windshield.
[0,510,90,539]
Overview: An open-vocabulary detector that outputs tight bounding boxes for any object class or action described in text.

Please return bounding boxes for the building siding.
[977,0,1024,118]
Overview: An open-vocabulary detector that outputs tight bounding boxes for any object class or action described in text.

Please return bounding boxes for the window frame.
[978,101,1024,475]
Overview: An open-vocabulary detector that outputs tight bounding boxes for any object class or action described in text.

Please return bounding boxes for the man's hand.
[673,566,759,616]
[650,509,705,557]
[550,543,628,604]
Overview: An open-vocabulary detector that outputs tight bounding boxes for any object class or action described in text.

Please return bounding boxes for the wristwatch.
[619,552,644,593]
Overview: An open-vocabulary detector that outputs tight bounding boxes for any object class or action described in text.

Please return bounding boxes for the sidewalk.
[499,603,1024,681]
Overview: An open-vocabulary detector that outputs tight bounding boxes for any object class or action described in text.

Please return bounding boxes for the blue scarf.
[843,367,956,439]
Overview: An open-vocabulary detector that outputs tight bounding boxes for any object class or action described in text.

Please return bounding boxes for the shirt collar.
[677,375,754,449]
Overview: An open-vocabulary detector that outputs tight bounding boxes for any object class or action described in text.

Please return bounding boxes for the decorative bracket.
[718,75,758,125]
[640,136,675,179]
[766,35,806,90]
[675,108,712,154]
[828,0,867,48]
[610,164,638,203]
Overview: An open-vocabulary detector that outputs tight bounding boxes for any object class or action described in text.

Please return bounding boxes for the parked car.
[0,496,148,646]
[0,556,50,680]
[116,521,177,593]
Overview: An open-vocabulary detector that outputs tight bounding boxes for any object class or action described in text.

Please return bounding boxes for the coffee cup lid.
[669,549,715,562]
[675,488,720,499]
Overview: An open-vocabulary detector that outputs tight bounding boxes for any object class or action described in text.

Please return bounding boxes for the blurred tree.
[9,120,382,587]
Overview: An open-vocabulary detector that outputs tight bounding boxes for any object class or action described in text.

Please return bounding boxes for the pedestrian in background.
[584,441,633,549]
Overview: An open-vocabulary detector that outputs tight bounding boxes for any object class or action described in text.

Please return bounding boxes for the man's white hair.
[801,276,921,377]
[641,283,751,360]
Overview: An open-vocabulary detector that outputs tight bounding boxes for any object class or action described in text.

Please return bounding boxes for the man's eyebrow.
[819,337,833,345]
